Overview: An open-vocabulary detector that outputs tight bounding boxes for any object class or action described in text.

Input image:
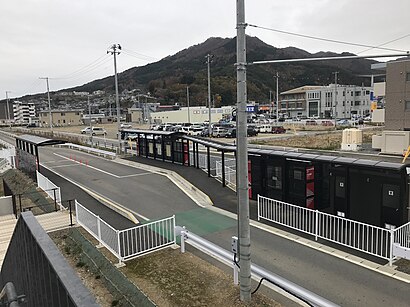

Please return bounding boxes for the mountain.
[27,36,383,106]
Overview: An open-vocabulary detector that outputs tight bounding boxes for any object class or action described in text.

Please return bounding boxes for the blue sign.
[246,106,255,112]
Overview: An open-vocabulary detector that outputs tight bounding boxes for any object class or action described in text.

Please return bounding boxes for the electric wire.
[121,48,157,61]
[51,54,112,80]
[247,23,408,53]
[357,33,410,54]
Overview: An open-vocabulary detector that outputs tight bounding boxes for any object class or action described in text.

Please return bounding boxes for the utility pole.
[187,86,191,123]
[269,90,272,117]
[5,91,11,127]
[88,95,93,147]
[206,54,213,136]
[39,77,52,132]
[275,72,279,124]
[236,0,251,302]
[107,44,122,153]
[332,71,339,127]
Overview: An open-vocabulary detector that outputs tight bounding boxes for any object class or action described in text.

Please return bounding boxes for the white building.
[306,84,372,119]
[280,85,372,119]
[151,106,233,124]
[12,101,36,123]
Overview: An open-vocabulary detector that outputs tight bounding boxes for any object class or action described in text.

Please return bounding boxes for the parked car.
[226,126,259,137]
[212,126,229,138]
[81,127,107,136]
[305,120,317,126]
[321,120,334,126]
[336,119,350,126]
[247,125,259,136]
[271,126,286,134]
[26,123,37,128]
[259,125,272,133]
[120,123,132,129]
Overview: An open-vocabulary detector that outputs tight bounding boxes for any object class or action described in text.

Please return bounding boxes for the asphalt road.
[34,145,410,307]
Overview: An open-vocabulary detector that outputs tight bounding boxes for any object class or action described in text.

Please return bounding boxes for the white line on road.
[53,152,153,179]
[49,164,81,169]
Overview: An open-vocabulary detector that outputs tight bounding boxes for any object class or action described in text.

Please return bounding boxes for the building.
[384,59,410,130]
[279,84,372,119]
[39,110,82,127]
[280,86,321,118]
[12,101,36,124]
[150,106,233,124]
[128,107,143,123]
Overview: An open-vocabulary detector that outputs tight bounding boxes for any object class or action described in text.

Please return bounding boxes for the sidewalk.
[119,155,410,284]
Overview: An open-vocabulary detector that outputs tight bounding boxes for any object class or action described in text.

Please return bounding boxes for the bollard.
[181,228,187,253]
[233,261,239,285]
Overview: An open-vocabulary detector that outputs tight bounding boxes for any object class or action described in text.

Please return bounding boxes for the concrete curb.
[113,157,214,208]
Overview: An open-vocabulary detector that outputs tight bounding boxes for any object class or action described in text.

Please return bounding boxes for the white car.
[81,127,107,136]
[120,123,133,129]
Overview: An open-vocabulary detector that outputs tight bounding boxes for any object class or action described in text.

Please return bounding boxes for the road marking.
[42,159,68,164]
[50,164,81,169]
[40,163,146,224]
[53,152,152,179]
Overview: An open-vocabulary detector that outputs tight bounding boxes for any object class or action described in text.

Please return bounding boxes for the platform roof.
[16,134,66,147]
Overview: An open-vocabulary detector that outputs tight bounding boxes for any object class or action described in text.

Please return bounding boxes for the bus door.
[330,165,348,218]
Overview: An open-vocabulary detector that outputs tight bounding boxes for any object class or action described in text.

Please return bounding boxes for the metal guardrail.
[257,195,394,263]
[60,143,117,159]
[177,226,339,307]
[75,200,175,264]
[36,171,63,209]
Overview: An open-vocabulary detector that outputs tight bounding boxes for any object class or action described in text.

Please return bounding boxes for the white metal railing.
[215,160,237,190]
[36,171,63,209]
[75,200,120,258]
[393,221,410,249]
[257,195,392,262]
[75,200,176,263]
[119,216,176,261]
[0,147,15,167]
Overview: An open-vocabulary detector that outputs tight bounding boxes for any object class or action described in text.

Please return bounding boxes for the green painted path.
[175,207,236,236]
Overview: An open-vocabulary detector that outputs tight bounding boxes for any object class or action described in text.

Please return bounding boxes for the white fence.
[36,171,63,209]
[215,159,237,190]
[75,200,176,263]
[257,195,395,263]
[0,147,15,167]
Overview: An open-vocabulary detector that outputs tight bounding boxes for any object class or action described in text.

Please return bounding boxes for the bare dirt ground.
[251,128,382,150]
[51,228,280,307]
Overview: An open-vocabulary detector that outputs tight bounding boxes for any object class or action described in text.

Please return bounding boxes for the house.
[39,110,82,127]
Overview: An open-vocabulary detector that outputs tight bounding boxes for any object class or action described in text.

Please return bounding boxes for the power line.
[357,33,410,54]
[51,54,112,80]
[121,48,157,61]
[247,23,408,53]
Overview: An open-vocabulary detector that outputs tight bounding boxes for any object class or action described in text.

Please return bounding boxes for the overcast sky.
[1,0,409,99]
